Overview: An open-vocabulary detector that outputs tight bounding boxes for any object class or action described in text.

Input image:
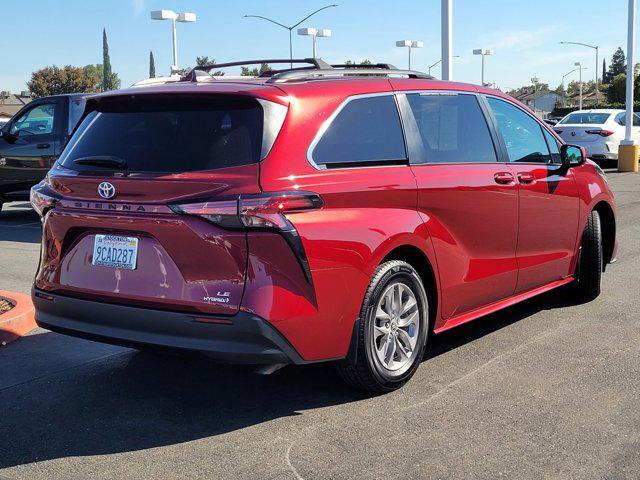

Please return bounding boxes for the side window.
[312,95,406,166]
[406,93,497,164]
[487,97,552,164]
[10,103,56,137]
[615,112,640,127]
[542,128,561,164]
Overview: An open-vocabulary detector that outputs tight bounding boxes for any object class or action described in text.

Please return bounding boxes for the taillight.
[585,129,614,137]
[170,192,323,284]
[30,181,60,217]
[170,192,323,231]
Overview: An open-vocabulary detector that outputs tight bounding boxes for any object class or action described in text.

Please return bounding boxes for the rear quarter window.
[311,95,406,167]
[59,96,264,173]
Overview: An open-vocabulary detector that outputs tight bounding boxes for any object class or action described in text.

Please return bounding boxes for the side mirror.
[560,144,586,169]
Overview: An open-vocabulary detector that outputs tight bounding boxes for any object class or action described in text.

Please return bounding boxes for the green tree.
[608,47,626,79]
[602,57,608,84]
[241,63,271,76]
[27,65,99,98]
[102,29,115,91]
[82,64,121,91]
[344,59,373,65]
[149,51,156,78]
[607,73,626,103]
[195,56,224,76]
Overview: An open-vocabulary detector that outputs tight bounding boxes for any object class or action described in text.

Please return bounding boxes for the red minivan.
[31,60,617,392]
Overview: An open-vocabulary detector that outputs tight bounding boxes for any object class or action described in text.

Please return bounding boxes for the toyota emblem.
[98,182,116,199]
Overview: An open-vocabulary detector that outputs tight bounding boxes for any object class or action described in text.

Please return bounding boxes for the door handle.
[517,172,536,184]
[36,143,51,149]
[494,171,515,185]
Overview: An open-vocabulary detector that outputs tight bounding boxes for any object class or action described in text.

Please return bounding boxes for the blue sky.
[0,0,633,92]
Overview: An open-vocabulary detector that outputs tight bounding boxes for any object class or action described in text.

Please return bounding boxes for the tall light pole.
[560,41,599,105]
[396,40,423,70]
[574,62,588,110]
[562,67,581,106]
[151,10,196,75]
[441,0,452,80]
[244,4,338,68]
[473,48,493,86]
[298,28,331,58]
[619,0,638,172]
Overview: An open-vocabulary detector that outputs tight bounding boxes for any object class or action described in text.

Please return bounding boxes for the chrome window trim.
[306,91,404,170]
[305,89,486,170]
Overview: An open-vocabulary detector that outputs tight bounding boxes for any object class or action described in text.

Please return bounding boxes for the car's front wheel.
[337,260,429,392]
[573,210,603,301]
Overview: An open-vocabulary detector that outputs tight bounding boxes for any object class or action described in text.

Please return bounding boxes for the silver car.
[554,109,640,162]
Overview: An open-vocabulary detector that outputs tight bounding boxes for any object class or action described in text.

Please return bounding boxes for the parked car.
[30,60,617,392]
[553,109,640,163]
[0,93,86,211]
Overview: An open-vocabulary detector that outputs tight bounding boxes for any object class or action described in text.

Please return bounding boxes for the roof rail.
[180,58,434,83]
[182,58,331,82]
[330,63,398,70]
[267,68,433,83]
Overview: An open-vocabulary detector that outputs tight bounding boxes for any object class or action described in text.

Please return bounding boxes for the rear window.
[559,112,610,125]
[59,96,264,173]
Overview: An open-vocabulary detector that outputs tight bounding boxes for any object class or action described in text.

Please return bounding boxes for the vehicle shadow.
[0,285,585,469]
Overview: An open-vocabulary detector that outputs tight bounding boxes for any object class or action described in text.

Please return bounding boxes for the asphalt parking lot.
[1,170,639,480]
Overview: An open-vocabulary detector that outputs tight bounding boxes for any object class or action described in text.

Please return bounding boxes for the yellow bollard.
[618,143,639,172]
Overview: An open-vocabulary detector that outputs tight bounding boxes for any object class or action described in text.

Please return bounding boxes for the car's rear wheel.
[573,210,603,301]
[337,260,429,392]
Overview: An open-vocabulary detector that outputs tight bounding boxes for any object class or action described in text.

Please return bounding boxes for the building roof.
[0,92,33,118]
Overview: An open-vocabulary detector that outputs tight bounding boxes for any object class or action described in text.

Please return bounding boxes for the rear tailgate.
[35,92,287,315]
[553,124,606,142]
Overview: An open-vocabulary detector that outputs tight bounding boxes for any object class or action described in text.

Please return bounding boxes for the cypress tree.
[102,28,113,91]
[609,47,626,78]
[602,58,607,84]
[149,51,156,78]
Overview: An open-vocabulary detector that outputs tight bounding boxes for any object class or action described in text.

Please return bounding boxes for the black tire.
[336,260,429,392]
[573,210,603,301]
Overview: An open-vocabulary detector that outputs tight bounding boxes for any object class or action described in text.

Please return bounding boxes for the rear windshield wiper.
[73,156,128,169]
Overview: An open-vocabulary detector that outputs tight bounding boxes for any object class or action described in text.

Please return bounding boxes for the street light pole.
[396,40,423,70]
[151,10,197,75]
[244,4,338,67]
[298,28,332,58]
[562,67,581,106]
[441,0,452,80]
[619,0,638,172]
[560,41,599,105]
[473,49,493,86]
[574,62,584,109]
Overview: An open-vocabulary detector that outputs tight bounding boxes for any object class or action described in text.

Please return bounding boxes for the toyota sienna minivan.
[31,60,617,392]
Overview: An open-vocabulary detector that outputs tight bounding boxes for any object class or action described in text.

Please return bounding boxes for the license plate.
[92,235,139,270]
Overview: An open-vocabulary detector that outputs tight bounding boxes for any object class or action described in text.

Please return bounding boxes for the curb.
[0,290,36,345]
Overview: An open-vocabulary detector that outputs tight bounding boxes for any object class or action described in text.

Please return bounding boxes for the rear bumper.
[32,288,308,365]
[575,142,618,160]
